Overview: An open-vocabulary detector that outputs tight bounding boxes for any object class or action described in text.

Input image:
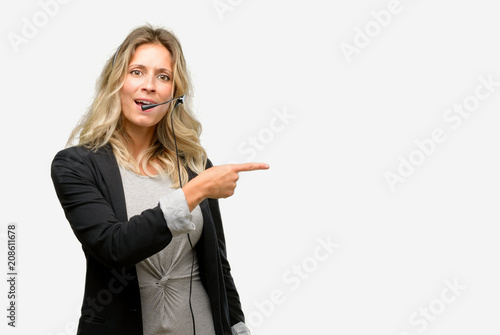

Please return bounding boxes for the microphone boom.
[141,95,185,111]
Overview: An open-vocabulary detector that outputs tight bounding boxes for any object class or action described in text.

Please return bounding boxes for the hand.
[182,162,269,211]
[201,163,269,199]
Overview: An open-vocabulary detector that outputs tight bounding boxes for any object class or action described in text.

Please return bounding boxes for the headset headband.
[112,44,122,66]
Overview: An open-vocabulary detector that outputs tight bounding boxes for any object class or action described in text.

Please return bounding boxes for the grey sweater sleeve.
[159,188,196,237]
[232,321,251,335]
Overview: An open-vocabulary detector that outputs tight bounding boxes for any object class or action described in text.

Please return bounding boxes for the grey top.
[119,165,251,335]
[119,166,215,335]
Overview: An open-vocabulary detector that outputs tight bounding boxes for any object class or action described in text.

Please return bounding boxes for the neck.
[123,123,156,162]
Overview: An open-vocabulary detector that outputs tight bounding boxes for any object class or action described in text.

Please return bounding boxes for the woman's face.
[120,43,174,134]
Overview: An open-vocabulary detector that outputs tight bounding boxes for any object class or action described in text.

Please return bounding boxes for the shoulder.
[51,144,114,177]
[53,145,91,161]
[53,144,112,163]
[52,146,91,171]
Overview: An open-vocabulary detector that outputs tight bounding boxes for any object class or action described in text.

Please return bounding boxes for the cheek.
[121,77,139,98]
[119,93,128,112]
[121,83,132,98]
[120,83,135,106]
[156,105,169,119]
[161,82,174,96]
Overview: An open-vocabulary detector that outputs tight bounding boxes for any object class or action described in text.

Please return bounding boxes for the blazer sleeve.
[205,159,246,327]
[51,147,173,269]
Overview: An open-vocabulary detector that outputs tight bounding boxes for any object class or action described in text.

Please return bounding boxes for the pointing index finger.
[233,163,270,173]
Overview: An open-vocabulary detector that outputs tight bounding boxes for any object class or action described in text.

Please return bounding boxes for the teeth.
[136,100,153,105]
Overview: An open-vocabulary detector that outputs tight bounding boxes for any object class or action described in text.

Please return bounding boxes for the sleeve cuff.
[231,321,251,335]
[159,188,195,237]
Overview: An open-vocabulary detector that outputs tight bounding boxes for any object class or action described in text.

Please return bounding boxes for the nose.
[141,74,156,93]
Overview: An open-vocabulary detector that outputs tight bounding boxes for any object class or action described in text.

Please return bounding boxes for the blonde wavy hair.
[68,24,207,187]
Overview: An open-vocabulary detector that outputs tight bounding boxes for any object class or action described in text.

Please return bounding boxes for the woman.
[51,24,267,335]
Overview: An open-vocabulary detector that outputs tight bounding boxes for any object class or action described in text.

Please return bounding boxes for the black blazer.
[51,144,245,335]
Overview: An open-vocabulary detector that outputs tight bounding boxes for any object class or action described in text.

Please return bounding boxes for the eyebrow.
[129,64,173,75]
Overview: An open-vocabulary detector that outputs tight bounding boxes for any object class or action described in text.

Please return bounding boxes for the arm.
[51,147,174,269]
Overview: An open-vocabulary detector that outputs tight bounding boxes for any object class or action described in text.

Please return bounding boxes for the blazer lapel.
[92,144,128,222]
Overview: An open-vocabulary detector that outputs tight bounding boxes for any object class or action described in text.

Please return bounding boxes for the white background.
[1,0,500,334]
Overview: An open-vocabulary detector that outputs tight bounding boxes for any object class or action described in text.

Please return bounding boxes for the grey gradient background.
[1,0,500,334]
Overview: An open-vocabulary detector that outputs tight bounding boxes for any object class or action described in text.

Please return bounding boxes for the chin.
[135,120,161,129]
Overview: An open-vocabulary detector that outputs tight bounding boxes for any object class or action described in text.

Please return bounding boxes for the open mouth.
[135,99,155,107]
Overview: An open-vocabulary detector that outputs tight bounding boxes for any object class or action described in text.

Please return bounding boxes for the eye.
[130,70,142,76]
[158,74,171,82]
